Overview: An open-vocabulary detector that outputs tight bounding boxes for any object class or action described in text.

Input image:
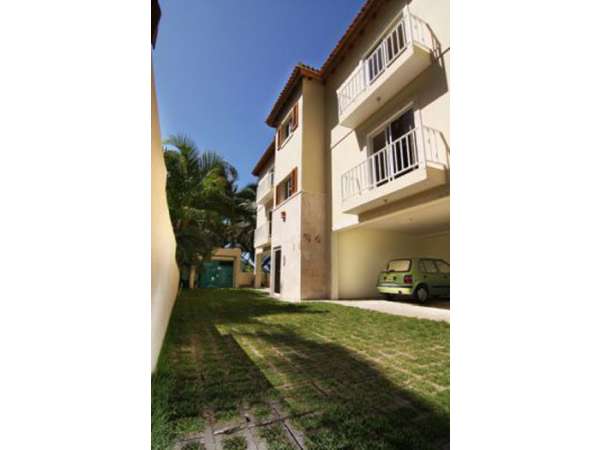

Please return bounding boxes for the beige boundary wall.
[151,65,179,373]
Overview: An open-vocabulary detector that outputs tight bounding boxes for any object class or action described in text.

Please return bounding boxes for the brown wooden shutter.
[275,181,281,205]
[277,126,282,150]
[290,168,297,195]
[291,103,298,130]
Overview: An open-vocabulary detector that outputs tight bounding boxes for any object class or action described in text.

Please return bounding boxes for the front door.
[274,248,282,294]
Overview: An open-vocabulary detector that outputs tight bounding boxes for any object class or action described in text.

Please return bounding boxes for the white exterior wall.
[270,90,304,300]
[271,193,303,300]
[255,162,274,233]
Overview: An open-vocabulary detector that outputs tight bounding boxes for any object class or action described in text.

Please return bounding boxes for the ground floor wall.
[270,194,302,300]
[254,247,271,288]
[270,192,328,301]
[331,227,449,299]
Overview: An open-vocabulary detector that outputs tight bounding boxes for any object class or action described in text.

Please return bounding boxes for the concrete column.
[254,251,264,288]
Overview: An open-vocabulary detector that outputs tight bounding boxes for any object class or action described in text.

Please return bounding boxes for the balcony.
[337,9,437,128]
[254,221,272,248]
[256,169,274,204]
[341,126,448,214]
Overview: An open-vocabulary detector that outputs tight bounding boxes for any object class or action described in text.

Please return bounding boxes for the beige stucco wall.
[332,227,419,299]
[416,231,449,262]
[332,227,449,299]
[267,78,330,300]
[273,90,303,188]
[257,0,450,301]
[326,0,450,232]
[271,193,303,300]
[151,65,179,372]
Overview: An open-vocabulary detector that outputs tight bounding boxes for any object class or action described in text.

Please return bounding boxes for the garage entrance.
[333,197,449,299]
[198,261,234,288]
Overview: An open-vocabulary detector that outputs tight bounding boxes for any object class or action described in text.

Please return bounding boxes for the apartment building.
[253,0,449,300]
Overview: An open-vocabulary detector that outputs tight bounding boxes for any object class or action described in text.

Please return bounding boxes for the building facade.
[253,0,449,300]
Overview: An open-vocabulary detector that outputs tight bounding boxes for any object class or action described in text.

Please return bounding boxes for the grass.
[152,288,449,449]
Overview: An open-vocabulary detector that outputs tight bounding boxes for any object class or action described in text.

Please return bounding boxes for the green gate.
[198,261,234,288]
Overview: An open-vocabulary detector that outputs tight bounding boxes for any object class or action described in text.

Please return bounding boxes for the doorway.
[370,109,416,186]
[273,248,282,294]
[198,261,234,288]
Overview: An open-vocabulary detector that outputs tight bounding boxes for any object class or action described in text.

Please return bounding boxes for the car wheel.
[414,285,429,303]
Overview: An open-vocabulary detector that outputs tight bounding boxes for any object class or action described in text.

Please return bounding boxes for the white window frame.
[366,100,420,157]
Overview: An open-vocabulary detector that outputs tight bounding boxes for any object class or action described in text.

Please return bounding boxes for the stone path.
[317,299,450,322]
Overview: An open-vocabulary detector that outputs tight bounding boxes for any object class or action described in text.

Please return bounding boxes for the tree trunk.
[189,265,196,288]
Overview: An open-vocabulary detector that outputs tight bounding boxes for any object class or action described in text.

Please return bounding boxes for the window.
[435,260,450,274]
[419,259,438,273]
[387,259,411,272]
[277,103,298,149]
[276,168,297,205]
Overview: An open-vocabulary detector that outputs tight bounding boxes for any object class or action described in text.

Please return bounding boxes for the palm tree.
[229,182,257,261]
[163,134,237,287]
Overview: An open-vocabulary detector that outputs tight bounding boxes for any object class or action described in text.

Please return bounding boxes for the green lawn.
[152,289,449,450]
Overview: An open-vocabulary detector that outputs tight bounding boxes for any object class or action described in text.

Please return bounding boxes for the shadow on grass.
[153,289,449,450]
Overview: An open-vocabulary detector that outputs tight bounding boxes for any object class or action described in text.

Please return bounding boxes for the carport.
[331,197,449,299]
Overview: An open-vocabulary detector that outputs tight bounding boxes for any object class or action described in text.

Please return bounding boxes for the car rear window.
[387,259,411,272]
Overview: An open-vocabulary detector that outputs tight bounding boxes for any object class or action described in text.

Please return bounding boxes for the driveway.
[318,298,450,322]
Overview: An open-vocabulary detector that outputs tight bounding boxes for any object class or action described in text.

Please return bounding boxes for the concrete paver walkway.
[317,299,450,322]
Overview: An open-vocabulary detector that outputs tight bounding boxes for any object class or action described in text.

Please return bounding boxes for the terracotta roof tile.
[251,139,275,177]
[265,63,321,127]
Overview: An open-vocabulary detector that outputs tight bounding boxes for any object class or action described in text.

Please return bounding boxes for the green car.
[377,257,450,302]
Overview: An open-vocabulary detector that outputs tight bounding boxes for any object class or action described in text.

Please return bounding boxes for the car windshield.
[387,259,411,272]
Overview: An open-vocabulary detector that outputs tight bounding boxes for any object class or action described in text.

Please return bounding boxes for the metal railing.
[256,169,274,201]
[254,221,272,247]
[337,9,435,116]
[341,126,447,202]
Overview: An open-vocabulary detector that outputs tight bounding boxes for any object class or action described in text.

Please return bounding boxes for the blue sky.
[153,0,364,187]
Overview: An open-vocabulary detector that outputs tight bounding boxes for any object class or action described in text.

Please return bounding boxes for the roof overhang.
[265,64,321,128]
[251,140,275,176]
[263,0,385,127]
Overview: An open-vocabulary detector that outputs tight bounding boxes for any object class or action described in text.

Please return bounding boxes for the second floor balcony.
[254,221,272,248]
[256,169,274,204]
[341,126,448,214]
[337,8,438,128]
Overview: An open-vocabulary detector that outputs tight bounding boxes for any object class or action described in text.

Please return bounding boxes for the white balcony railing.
[254,221,272,247]
[341,126,447,202]
[337,10,436,116]
[256,170,274,202]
